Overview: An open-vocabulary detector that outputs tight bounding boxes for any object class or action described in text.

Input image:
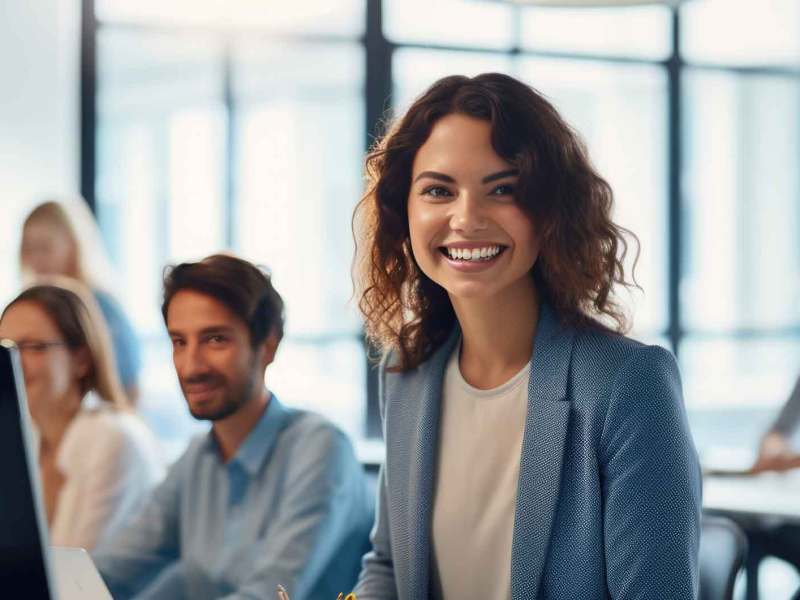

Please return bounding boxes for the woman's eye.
[422,186,452,198]
[490,184,515,197]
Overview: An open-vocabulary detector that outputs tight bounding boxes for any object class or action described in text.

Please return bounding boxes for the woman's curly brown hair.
[353,73,639,372]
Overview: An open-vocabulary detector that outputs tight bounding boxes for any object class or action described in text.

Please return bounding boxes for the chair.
[699,515,748,600]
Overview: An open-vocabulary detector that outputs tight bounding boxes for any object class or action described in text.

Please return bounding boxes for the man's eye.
[208,335,226,344]
[171,338,185,348]
[422,186,452,198]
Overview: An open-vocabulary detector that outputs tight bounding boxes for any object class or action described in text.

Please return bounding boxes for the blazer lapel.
[407,330,460,600]
[511,302,575,600]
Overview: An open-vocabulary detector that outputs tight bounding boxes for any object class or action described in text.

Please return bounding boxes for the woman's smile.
[437,243,509,272]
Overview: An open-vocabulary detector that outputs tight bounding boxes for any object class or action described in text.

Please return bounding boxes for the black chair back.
[699,515,748,600]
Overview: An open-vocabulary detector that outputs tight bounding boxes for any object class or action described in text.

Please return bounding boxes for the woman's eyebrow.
[412,169,519,184]
[482,169,519,184]
[413,171,455,184]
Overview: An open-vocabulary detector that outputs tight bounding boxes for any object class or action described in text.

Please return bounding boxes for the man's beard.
[180,366,260,422]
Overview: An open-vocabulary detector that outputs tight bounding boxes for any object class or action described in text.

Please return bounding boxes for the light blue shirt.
[93,395,374,600]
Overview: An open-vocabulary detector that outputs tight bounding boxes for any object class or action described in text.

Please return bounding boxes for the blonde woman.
[0,279,163,549]
[20,199,141,402]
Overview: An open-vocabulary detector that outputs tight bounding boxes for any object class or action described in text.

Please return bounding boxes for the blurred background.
[1,0,799,593]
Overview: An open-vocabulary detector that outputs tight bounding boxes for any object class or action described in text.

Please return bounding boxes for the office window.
[681,0,800,67]
[96,0,364,35]
[679,0,800,469]
[680,68,800,455]
[384,0,514,50]
[520,5,672,60]
[97,29,226,328]
[682,71,800,332]
[233,39,366,435]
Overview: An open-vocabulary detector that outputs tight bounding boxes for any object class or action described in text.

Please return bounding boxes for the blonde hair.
[2,277,128,409]
[20,198,118,292]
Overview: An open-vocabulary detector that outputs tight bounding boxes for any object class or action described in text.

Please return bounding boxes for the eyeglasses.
[14,341,71,354]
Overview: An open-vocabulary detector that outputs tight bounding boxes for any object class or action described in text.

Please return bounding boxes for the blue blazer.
[355,302,702,599]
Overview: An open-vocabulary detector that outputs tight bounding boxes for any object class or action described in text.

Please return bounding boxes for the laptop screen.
[0,341,53,598]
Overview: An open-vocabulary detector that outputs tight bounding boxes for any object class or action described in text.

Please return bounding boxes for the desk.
[703,472,800,600]
[704,471,800,523]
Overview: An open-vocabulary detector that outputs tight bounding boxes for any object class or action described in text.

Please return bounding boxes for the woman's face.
[0,301,84,424]
[21,221,76,278]
[407,113,540,302]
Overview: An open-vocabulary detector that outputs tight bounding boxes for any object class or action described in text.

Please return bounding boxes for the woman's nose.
[449,193,488,233]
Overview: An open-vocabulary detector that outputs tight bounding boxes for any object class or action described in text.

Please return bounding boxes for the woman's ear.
[71,346,92,381]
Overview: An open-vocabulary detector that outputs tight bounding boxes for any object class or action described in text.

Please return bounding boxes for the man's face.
[166,290,265,421]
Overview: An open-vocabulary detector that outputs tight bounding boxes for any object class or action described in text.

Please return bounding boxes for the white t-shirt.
[431,346,530,600]
[50,404,164,550]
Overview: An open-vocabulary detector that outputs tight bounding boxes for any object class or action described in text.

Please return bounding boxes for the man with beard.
[93,254,373,600]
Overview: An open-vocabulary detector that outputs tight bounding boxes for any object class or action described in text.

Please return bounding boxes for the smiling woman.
[0,279,162,551]
[355,73,637,372]
[352,73,702,600]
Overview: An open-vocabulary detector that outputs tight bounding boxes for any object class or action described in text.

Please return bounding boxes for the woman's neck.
[37,393,82,456]
[450,279,540,390]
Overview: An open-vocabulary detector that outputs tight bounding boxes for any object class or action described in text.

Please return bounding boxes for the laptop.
[0,340,111,599]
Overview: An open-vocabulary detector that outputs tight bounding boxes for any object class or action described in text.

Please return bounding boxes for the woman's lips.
[441,250,506,273]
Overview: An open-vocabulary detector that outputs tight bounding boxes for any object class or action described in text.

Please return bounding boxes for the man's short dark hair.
[161,254,284,346]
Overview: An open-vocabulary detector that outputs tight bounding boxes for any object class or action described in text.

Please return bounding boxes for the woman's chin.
[444,281,498,302]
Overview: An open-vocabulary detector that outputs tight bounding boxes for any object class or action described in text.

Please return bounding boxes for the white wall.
[0,0,80,302]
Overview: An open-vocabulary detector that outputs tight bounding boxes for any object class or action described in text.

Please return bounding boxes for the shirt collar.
[203,392,292,477]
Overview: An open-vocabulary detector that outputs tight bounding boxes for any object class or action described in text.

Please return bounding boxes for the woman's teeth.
[444,246,503,261]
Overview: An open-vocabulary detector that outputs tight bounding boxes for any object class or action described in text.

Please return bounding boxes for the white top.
[48,403,164,550]
[431,346,530,600]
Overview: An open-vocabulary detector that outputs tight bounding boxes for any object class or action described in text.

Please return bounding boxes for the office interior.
[2,0,799,598]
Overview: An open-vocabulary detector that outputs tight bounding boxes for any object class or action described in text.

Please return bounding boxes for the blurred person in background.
[745,375,800,583]
[93,254,373,600]
[752,375,800,474]
[20,198,142,403]
[0,279,163,550]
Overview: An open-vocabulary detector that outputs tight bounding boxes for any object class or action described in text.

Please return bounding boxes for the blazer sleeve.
[599,344,702,600]
[353,355,399,600]
[353,463,397,599]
